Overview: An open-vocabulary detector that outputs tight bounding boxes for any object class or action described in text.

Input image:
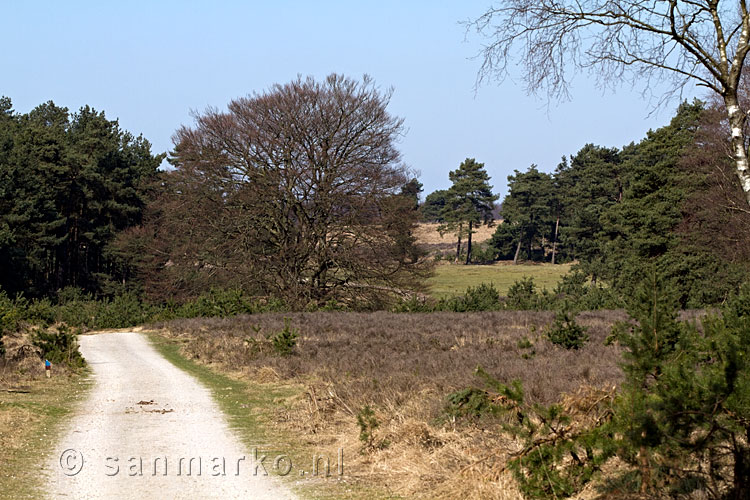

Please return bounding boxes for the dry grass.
[0,329,90,498]
[414,222,497,257]
[150,310,628,499]
[0,327,83,385]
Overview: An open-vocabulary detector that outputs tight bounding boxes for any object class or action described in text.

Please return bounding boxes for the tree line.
[4,77,750,310]
[421,100,750,307]
[0,98,163,297]
[0,75,428,308]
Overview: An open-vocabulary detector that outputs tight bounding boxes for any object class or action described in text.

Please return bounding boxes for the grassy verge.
[147,333,397,500]
[427,261,572,298]
[0,370,91,499]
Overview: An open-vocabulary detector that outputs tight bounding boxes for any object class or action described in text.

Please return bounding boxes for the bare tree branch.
[148,75,430,307]
[467,0,750,205]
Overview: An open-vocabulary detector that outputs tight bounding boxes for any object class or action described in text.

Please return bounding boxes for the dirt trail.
[43,332,297,499]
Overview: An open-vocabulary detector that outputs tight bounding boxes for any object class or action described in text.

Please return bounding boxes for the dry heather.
[150,310,628,499]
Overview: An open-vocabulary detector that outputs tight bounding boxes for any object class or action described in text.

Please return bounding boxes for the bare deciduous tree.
[679,101,750,259]
[155,74,428,307]
[468,0,750,205]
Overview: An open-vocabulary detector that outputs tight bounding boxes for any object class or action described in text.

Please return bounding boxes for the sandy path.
[43,332,297,499]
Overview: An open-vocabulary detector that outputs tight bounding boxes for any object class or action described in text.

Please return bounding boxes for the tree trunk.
[465,220,473,265]
[455,225,462,262]
[513,239,521,265]
[639,444,651,494]
[551,215,559,265]
[725,94,750,206]
[733,440,750,500]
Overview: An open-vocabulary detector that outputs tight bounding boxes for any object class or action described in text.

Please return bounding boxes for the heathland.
[147,310,625,499]
[2,78,750,500]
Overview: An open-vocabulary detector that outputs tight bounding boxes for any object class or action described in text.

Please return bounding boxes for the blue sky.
[3,1,698,199]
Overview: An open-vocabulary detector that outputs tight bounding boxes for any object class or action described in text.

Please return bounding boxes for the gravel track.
[43,331,297,499]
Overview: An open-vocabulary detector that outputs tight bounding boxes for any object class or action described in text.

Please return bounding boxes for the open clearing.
[427,261,573,298]
[413,222,496,246]
[41,332,296,500]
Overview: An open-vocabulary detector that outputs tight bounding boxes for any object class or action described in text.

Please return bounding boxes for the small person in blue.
[45,359,51,378]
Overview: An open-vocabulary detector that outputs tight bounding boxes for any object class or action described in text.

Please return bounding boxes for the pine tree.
[420,189,449,222]
[440,158,498,264]
[400,178,423,210]
[598,101,704,303]
[0,97,25,292]
[0,99,163,296]
[609,275,750,497]
[491,165,555,264]
[555,144,623,274]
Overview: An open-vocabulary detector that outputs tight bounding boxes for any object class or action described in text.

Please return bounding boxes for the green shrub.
[56,286,92,304]
[32,325,85,368]
[56,299,99,328]
[243,328,267,358]
[181,288,248,317]
[392,295,434,313]
[468,244,497,264]
[517,336,536,359]
[505,277,554,310]
[434,282,502,312]
[445,366,524,422]
[445,387,499,420]
[506,401,610,499]
[257,297,286,313]
[448,366,612,499]
[444,277,750,499]
[517,337,533,349]
[176,289,285,318]
[98,292,152,328]
[553,271,621,310]
[546,307,589,349]
[269,318,298,356]
[0,291,18,357]
[461,282,501,311]
[606,277,750,497]
[506,276,537,309]
[724,281,750,317]
[23,297,57,326]
[2,286,291,337]
[0,291,20,326]
[356,405,380,450]
[553,270,589,297]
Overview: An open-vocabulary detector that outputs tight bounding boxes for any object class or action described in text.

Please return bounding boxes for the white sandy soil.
[43,331,297,499]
